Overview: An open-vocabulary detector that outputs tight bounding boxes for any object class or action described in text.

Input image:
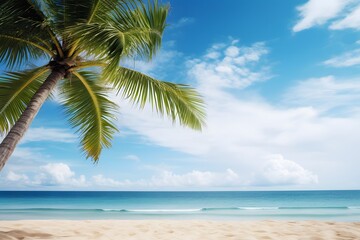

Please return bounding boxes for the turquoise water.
[0,191,359,221]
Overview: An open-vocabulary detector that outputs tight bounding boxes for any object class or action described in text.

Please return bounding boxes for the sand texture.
[0,220,359,240]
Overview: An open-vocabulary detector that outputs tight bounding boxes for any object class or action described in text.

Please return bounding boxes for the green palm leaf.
[0,0,46,34]
[46,0,118,29]
[65,0,168,71]
[0,67,50,133]
[107,67,206,130]
[0,35,55,68]
[60,71,118,161]
[0,0,55,68]
[64,23,125,60]
[110,0,168,73]
[110,0,168,59]
[46,0,95,34]
[46,0,134,56]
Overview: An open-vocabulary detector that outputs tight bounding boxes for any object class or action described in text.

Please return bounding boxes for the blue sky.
[1,0,360,190]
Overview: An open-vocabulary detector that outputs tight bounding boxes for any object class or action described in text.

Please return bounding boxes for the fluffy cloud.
[92,174,129,187]
[284,76,360,113]
[3,162,318,189]
[6,171,28,182]
[3,147,47,173]
[41,163,79,185]
[5,163,87,187]
[22,127,76,144]
[93,169,241,188]
[39,163,87,187]
[3,166,242,189]
[17,160,317,189]
[293,0,358,32]
[330,4,360,30]
[323,49,360,67]
[189,41,270,91]
[149,169,240,188]
[252,155,318,186]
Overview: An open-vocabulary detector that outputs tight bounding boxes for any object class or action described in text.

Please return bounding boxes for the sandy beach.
[0,220,359,240]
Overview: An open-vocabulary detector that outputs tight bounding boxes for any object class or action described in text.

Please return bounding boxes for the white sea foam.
[238,207,279,210]
[348,206,360,209]
[101,208,202,212]
[128,209,202,212]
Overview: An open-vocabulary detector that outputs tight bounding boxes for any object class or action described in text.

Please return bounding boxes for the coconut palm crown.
[0,0,205,171]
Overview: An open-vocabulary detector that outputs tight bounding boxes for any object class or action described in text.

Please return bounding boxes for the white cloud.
[6,171,28,182]
[169,17,195,29]
[148,169,240,187]
[225,46,240,57]
[92,174,130,187]
[3,163,87,187]
[3,147,47,173]
[22,127,76,144]
[124,154,140,161]
[93,169,241,188]
[12,147,44,161]
[93,161,317,189]
[118,90,344,163]
[252,155,318,186]
[330,4,360,30]
[324,49,360,67]
[293,0,357,32]
[187,41,270,92]
[205,51,221,59]
[284,76,360,113]
[39,163,87,186]
[41,163,75,184]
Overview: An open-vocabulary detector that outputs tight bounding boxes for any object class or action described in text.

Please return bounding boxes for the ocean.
[0,191,359,221]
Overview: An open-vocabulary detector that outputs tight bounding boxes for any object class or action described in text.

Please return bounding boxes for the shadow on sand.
[0,230,53,239]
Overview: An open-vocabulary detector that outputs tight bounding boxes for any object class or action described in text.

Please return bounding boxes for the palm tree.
[0,0,205,171]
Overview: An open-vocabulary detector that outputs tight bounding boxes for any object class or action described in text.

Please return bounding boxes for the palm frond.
[0,34,55,59]
[107,67,205,130]
[64,22,125,60]
[0,67,50,134]
[60,71,118,161]
[111,0,168,59]
[25,0,65,57]
[0,0,56,68]
[45,0,89,31]
[65,0,168,71]
[81,0,127,24]
[46,0,122,33]
[0,0,52,41]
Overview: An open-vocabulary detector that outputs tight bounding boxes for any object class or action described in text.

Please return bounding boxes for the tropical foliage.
[0,0,205,165]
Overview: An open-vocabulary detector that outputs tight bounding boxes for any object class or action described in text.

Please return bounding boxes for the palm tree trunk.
[0,67,66,171]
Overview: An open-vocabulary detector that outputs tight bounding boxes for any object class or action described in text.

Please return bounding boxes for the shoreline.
[1,220,360,239]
